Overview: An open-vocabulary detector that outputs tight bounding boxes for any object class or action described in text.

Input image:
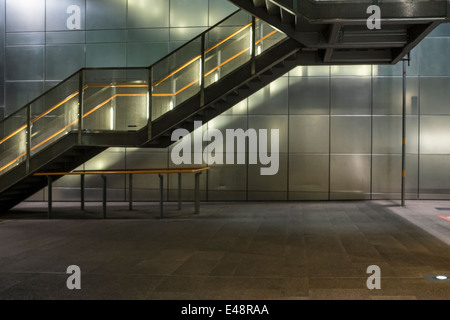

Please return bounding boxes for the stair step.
[265,0,281,16]
[280,9,295,25]
[253,0,266,7]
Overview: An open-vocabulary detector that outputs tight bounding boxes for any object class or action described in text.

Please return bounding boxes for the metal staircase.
[228,0,450,64]
[0,3,449,211]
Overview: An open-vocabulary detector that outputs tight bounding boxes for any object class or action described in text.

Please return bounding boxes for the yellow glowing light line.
[204,47,250,78]
[205,22,252,54]
[34,167,210,176]
[32,92,80,123]
[0,94,145,173]
[255,30,277,45]
[152,22,252,87]
[152,56,202,87]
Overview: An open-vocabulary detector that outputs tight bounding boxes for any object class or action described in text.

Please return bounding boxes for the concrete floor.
[1,200,450,300]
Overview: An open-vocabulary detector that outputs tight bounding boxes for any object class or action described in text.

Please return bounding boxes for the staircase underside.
[229,0,450,64]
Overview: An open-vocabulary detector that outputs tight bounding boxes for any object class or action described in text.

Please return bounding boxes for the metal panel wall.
[2,2,450,203]
[0,0,5,116]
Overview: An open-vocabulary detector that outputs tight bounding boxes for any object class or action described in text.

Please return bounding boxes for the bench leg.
[178,172,182,210]
[47,176,52,219]
[159,174,164,219]
[102,175,107,219]
[195,172,201,214]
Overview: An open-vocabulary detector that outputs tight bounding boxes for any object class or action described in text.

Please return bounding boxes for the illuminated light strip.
[0,94,146,173]
[85,84,148,88]
[439,215,450,222]
[255,30,278,45]
[204,47,250,78]
[34,167,210,176]
[205,22,252,54]
[153,22,253,88]
[0,152,27,174]
[153,80,199,97]
[31,92,80,124]
[153,56,202,87]
[0,125,27,145]
[83,93,146,118]
[0,92,79,146]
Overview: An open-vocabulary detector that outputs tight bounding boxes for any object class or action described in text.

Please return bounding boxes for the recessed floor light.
[423,274,450,283]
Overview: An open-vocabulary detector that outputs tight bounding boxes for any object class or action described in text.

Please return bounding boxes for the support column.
[401,58,407,207]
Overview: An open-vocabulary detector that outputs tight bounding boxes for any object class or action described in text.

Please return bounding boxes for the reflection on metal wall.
[2,1,450,201]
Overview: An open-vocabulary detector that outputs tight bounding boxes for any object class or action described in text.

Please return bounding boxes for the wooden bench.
[34,167,210,219]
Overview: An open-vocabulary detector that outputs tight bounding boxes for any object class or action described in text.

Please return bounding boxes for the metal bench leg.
[195,172,201,214]
[159,174,164,219]
[129,173,133,211]
[178,172,182,210]
[47,176,52,219]
[102,175,107,219]
[80,175,85,211]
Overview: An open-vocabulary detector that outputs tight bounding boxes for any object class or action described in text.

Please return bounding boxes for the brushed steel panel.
[289,77,329,115]
[419,155,450,196]
[420,38,450,76]
[420,116,450,155]
[330,155,371,200]
[289,154,329,193]
[372,116,402,154]
[248,77,288,115]
[86,0,126,30]
[170,0,208,28]
[330,116,371,154]
[420,77,450,115]
[247,154,287,191]
[128,0,169,28]
[373,77,419,115]
[6,46,44,81]
[289,116,329,153]
[6,0,45,32]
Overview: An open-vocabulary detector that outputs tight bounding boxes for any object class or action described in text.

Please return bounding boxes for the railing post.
[147,67,153,141]
[26,104,31,174]
[78,70,84,145]
[200,33,206,107]
[251,16,256,76]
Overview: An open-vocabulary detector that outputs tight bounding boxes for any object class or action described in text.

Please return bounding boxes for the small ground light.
[435,275,448,280]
